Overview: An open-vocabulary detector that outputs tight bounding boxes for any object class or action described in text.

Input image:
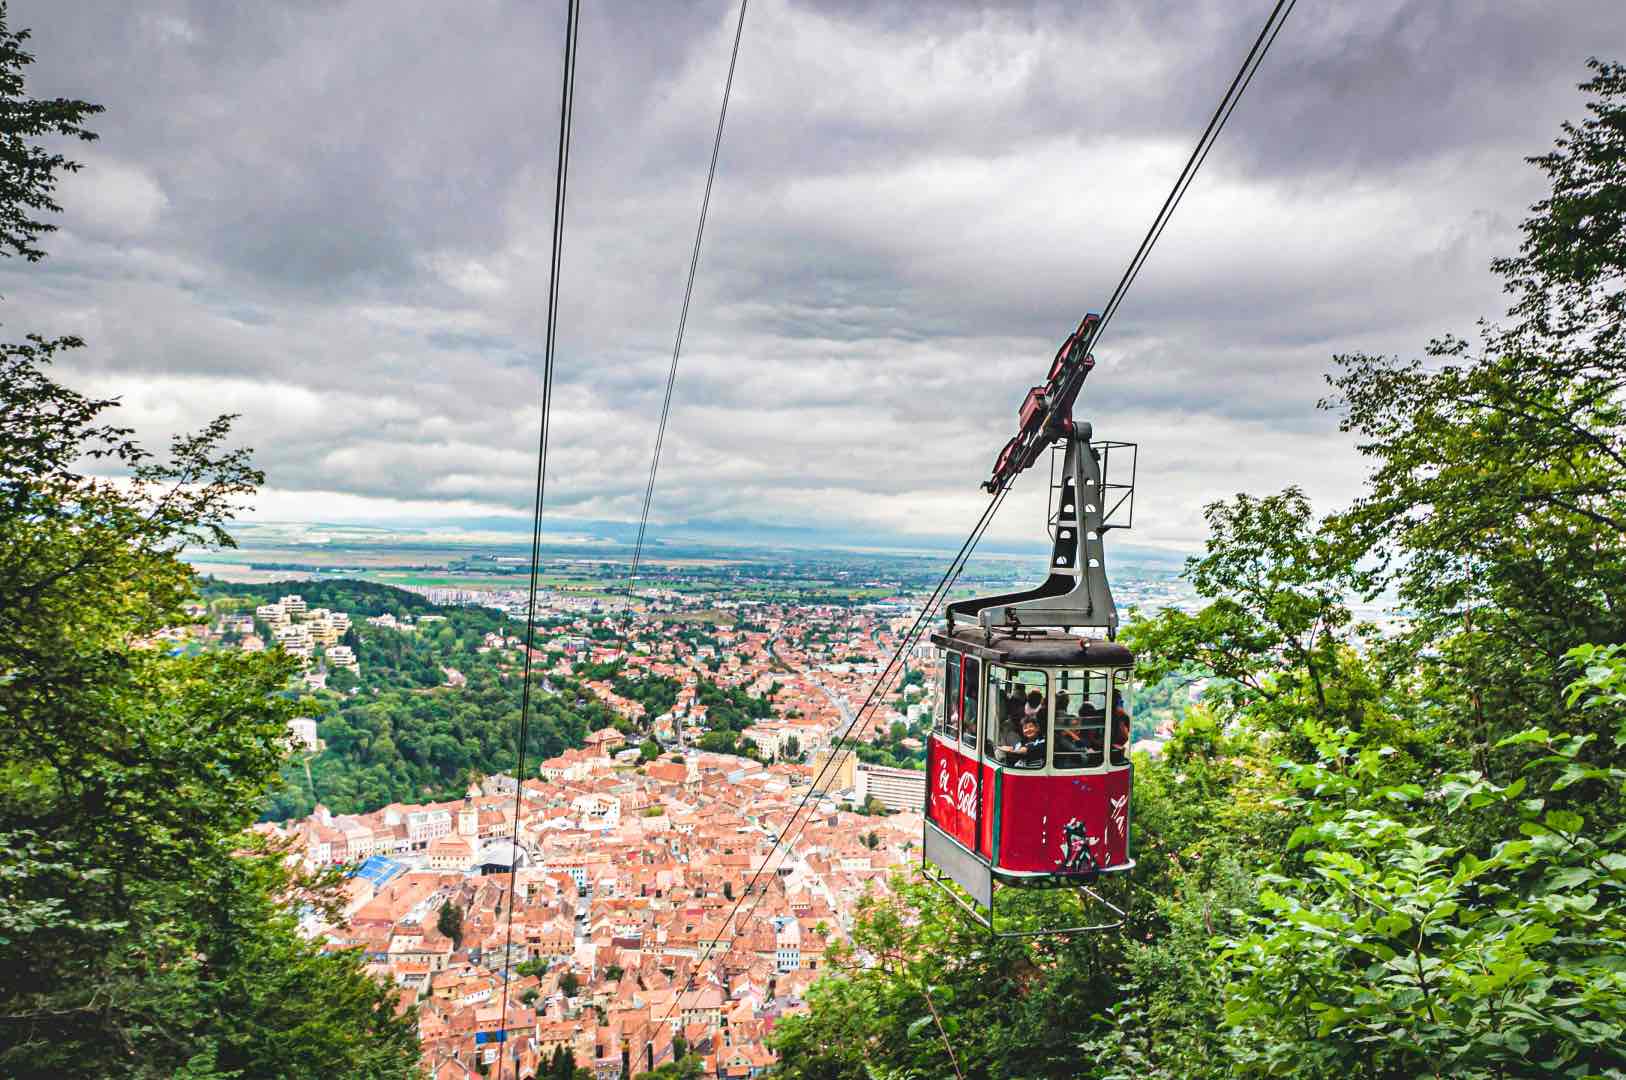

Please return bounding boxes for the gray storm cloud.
[5,0,1622,548]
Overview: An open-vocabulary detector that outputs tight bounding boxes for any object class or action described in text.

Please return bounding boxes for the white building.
[853,762,927,813]
[774,919,802,972]
[273,623,313,653]
[287,716,320,753]
[307,613,342,646]
[571,793,621,831]
[741,726,786,759]
[406,809,452,848]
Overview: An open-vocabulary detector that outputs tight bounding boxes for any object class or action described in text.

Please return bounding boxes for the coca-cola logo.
[933,758,954,812]
[932,757,979,820]
[956,772,978,817]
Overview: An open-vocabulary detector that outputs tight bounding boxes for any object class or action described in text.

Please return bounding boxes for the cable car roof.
[929,626,1133,667]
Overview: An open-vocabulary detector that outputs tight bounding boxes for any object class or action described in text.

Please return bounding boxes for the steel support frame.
[920,861,1128,938]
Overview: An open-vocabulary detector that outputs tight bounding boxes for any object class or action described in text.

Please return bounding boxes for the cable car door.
[927,653,988,858]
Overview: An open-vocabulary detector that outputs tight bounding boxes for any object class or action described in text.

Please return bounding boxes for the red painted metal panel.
[925,737,984,855]
[993,768,1131,874]
[1048,335,1075,382]
[1018,386,1047,430]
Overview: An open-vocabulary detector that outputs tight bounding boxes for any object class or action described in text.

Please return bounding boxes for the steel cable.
[622,0,751,624]
[496,1,581,1074]
[648,0,1298,1028]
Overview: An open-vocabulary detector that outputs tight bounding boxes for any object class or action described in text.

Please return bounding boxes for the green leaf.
[1545,809,1585,834]
[1543,867,1594,891]
[1374,914,1413,937]
[1495,728,1550,749]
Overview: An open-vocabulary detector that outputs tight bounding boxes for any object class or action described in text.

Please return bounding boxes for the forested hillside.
[771,60,1626,1080]
[197,578,784,818]
[197,578,610,817]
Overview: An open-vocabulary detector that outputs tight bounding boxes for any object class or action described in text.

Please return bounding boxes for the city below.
[174,530,1208,1078]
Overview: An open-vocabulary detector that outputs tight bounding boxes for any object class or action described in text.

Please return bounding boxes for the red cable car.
[923,314,1137,934]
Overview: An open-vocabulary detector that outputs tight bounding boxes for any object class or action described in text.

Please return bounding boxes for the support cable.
[1090,0,1294,354]
[650,0,1297,1031]
[655,485,1007,1027]
[922,981,968,1080]
[622,0,751,626]
[497,2,581,1075]
[1106,0,1296,334]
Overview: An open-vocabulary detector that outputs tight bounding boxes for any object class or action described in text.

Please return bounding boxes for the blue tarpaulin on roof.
[348,855,408,888]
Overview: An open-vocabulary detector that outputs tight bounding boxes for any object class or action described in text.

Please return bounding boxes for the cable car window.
[988,666,1048,768]
[1054,668,1109,770]
[941,653,961,743]
[960,656,982,751]
[1110,670,1133,767]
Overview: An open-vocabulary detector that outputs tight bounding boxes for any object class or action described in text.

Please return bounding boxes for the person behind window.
[1052,689,1081,767]
[1001,689,1027,744]
[1023,689,1044,725]
[1109,689,1131,766]
[1058,698,1104,767]
[999,699,1047,769]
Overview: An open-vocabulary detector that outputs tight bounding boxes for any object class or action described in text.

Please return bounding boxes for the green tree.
[0,7,100,263]
[327,664,360,693]
[544,1045,591,1079]
[1122,487,1374,732]
[639,739,661,763]
[1322,59,1626,778]
[1219,649,1626,1078]
[436,899,464,950]
[514,957,550,979]
[640,1058,701,1079]
[0,8,420,1074]
[698,730,741,755]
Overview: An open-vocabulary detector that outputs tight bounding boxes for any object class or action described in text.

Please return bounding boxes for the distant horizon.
[218,514,1194,567]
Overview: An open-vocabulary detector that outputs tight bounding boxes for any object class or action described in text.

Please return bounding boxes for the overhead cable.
[622,0,751,620]
[497,2,581,1076]
[655,485,1008,1027]
[1091,0,1295,353]
[652,0,1298,1021]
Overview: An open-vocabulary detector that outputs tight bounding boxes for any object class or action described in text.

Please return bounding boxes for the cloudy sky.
[8,0,1622,551]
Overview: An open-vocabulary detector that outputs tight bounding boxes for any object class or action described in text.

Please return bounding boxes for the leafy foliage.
[777,61,1626,1080]
[1222,708,1626,1078]
[1322,58,1626,782]
[0,7,101,262]
[0,10,420,1070]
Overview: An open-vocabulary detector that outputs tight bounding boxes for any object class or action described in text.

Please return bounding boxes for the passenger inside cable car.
[1054,669,1106,768]
[1001,710,1047,768]
[988,667,1048,766]
[1110,689,1131,765]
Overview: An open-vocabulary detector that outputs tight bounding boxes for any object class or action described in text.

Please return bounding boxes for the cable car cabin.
[923,629,1134,895]
[921,416,1138,931]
